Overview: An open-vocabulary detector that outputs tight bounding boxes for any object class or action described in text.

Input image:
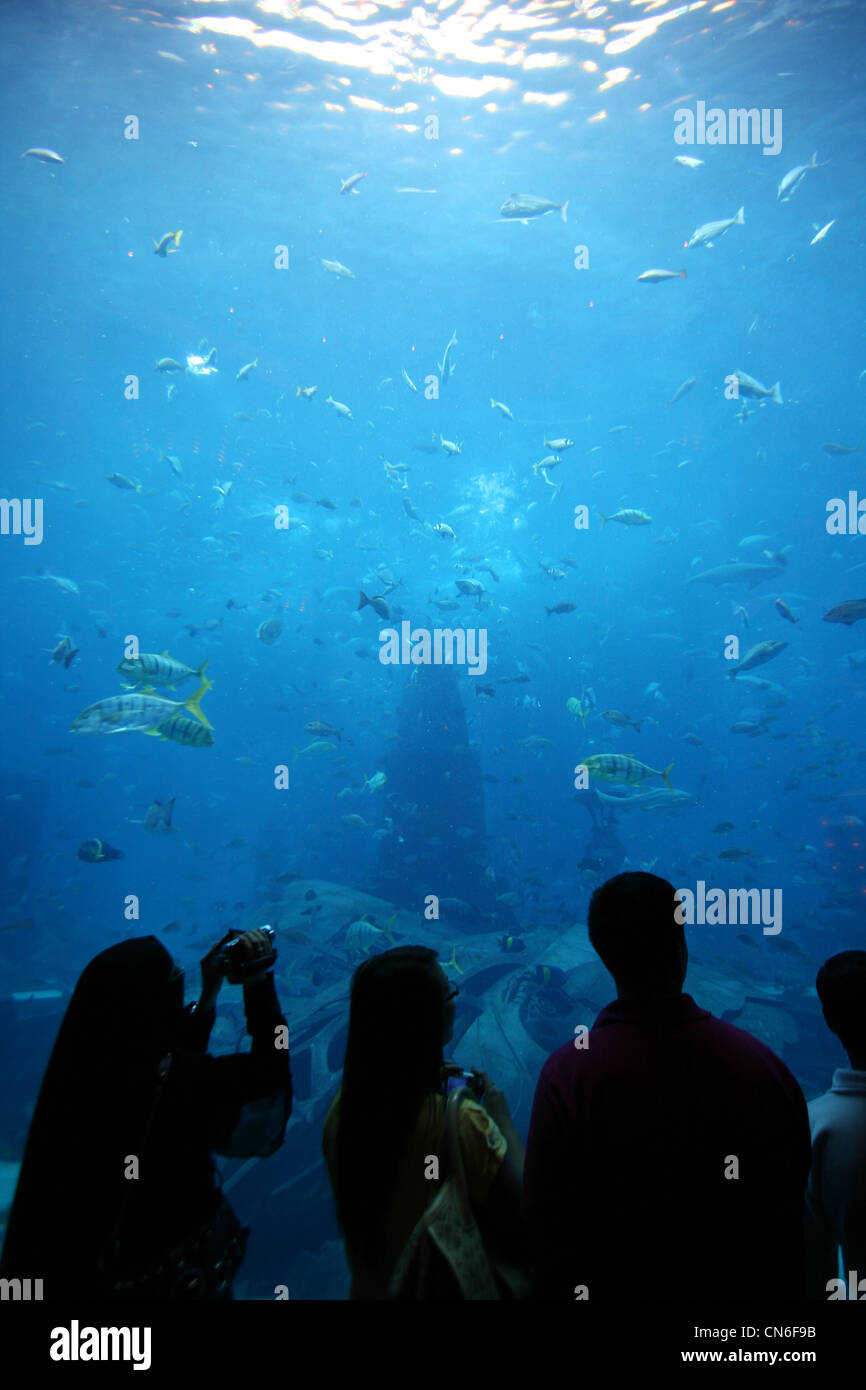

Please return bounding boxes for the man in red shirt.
[523,872,811,1300]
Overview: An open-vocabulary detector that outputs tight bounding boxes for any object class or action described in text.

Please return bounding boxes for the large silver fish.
[595,787,697,811]
[499,193,568,224]
[71,680,212,735]
[687,562,782,589]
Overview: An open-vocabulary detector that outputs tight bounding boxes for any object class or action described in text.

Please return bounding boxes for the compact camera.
[220,926,277,985]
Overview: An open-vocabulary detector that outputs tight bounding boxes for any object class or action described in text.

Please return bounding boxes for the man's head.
[588,871,687,997]
[816,951,866,1069]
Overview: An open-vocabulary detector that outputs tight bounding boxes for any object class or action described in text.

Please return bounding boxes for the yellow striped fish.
[579,753,673,791]
[118,652,209,690]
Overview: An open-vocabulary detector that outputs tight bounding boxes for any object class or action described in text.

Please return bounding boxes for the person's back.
[523,873,811,1300]
[323,946,525,1299]
[805,952,866,1299]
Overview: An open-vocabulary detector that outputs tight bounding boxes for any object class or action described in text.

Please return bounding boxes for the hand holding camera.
[219,926,277,986]
[199,926,278,1008]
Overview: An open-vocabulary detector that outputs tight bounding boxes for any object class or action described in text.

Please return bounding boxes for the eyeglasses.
[445,986,459,1002]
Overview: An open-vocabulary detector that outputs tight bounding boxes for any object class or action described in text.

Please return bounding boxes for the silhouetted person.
[523,872,811,1299]
[322,946,526,1298]
[805,950,866,1298]
[0,930,291,1299]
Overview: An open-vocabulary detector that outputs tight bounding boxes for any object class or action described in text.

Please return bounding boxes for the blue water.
[2,0,865,1297]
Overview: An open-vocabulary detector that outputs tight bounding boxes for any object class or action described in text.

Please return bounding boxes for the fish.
[118,652,209,689]
[305,721,342,742]
[142,796,175,831]
[71,679,213,737]
[153,230,182,257]
[431,523,456,541]
[533,455,560,474]
[155,358,185,374]
[491,399,514,420]
[456,580,483,597]
[775,598,800,625]
[777,153,822,202]
[21,147,64,164]
[543,436,574,451]
[438,898,488,925]
[358,591,389,619]
[317,498,337,511]
[321,259,355,279]
[235,358,258,381]
[719,847,754,861]
[566,696,590,728]
[668,378,696,406]
[579,754,674,791]
[436,434,461,456]
[602,710,642,734]
[342,813,371,829]
[106,473,142,492]
[732,369,782,405]
[150,711,214,747]
[687,563,782,590]
[297,385,318,399]
[518,736,556,754]
[1,918,34,932]
[595,787,696,811]
[499,936,526,952]
[728,641,788,679]
[822,443,861,456]
[437,330,458,388]
[823,600,866,626]
[545,602,577,615]
[401,368,417,392]
[19,572,80,595]
[325,395,353,419]
[499,193,568,224]
[257,618,283,645]
[636,268,687,283]
[339,171,368,195]
[598,509,652,528]
[686,206,744,248]
[50,636,79,669]
[362,771,387,792]
[810,220,836,245]
[293,740,337,761]
[77,838,123,862]
[160,451,184,477]
[673,156,703,168]
[345,914,396,956]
